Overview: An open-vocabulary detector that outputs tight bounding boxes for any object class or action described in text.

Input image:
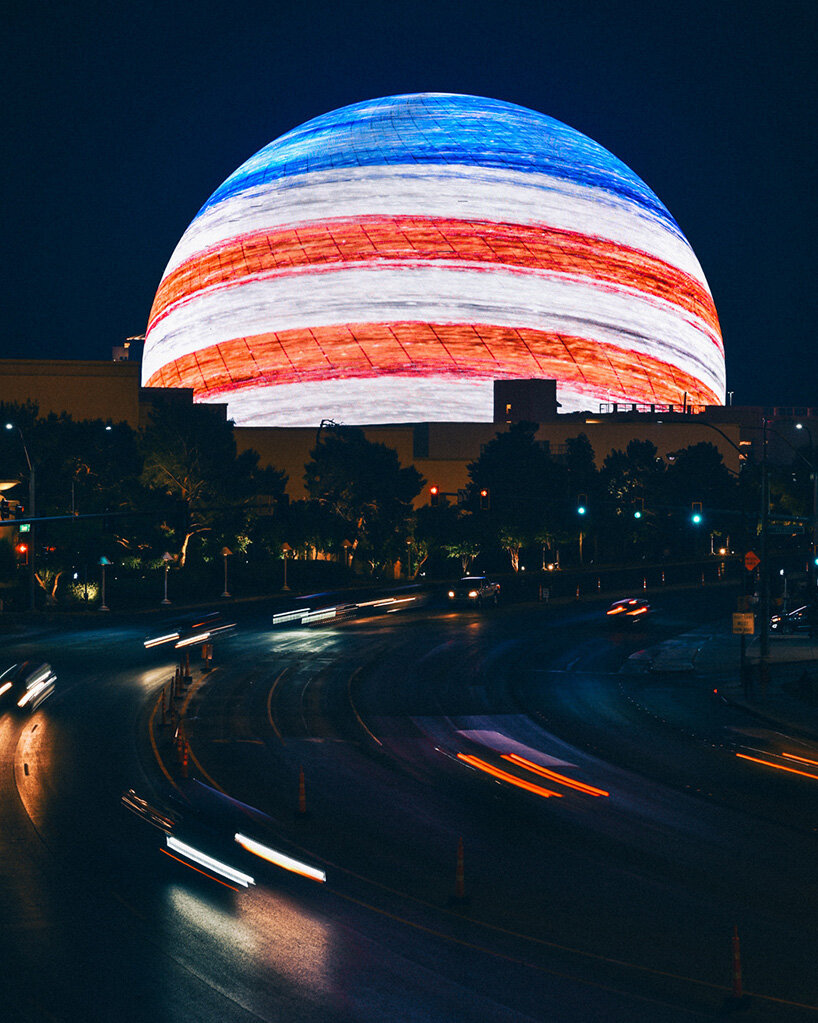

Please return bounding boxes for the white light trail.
[234,833,326,883]
[166,835,255,887]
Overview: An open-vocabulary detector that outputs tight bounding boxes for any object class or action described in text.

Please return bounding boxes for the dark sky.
[4,0,816,406]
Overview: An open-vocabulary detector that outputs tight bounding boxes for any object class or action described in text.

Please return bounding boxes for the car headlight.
[468,590,479,598]
[448,590,455,598]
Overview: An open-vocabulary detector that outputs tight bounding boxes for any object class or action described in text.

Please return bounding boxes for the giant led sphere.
[143,93,725,425]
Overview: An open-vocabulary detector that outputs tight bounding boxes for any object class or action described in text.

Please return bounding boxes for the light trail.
[502,754,609,797]
[736,752,818,781]
[457,753,562,798]
[160,848,240,891]
[166,836,255,887]
[782,751,818,768]
[235,833,326,883]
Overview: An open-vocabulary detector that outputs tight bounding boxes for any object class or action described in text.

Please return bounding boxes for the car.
[606,597,651,623]
[770,604,815,634]
[144,610,235,649]
[447,576,501,608]
[0,661,56,712]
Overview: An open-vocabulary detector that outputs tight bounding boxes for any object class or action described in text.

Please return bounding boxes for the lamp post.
[161,551,173,605]
[5,423,36,611]
[99,555,111,612]
[221,546,233,598]
[281,542,292,591]
[759,418,770,686]
[795,422,818,591]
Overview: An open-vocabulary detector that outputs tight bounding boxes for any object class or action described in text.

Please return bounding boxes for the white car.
[447,576,501,608]
[0,661,56,712]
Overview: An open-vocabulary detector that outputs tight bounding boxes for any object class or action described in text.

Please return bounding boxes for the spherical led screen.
[143,93,724,425]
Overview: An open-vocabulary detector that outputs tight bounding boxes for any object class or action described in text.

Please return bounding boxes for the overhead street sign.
[744,550,760,572]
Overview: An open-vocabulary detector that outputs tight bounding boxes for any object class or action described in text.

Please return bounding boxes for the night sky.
[4,0,816,407]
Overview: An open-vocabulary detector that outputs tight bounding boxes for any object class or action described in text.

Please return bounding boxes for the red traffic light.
[430,485,439,495]
[16,543,28,554]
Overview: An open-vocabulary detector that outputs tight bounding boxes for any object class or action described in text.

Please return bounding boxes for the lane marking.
[347,667,383,746]
[266,667,288,745]
[148,690,181,794]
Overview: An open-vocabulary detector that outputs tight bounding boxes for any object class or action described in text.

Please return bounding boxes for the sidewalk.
[625,622,818,741]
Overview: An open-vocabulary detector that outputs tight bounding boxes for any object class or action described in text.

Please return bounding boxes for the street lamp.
[795,422,818,590]
[99,555,111,611]
[5,422,36,611]
[281,542,292,591]
[221,546,233,598]
[161,551,173,605]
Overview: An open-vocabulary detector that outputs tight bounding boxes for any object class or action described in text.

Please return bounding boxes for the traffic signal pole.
[28,464,36,612]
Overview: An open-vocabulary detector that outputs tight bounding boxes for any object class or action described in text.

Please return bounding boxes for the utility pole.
[5,423,36,611]
[759,418,770,689]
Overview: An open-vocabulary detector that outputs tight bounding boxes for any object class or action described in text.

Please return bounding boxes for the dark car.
[121,789,178,833]
[447,576,501,608]
[769,604,816,635]
[606,597,651,623]
[0,661,56,712]
[145,610,235,649]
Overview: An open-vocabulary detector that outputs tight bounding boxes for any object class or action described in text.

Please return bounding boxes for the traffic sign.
[732,612,755,635]
[744,550,760,572]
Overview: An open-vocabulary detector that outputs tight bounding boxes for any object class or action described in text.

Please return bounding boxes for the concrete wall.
[0,360,142,424]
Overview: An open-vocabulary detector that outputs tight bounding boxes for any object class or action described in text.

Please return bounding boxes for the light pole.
[795,422,818,591]
[5,423,36,611]
[221,546,233,598]
[161,551,173,605]
[99,555,111,612]
[281,542,292,591]
[759,418,770,686]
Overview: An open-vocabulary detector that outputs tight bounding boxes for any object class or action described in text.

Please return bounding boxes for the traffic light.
[430,485,440,507]
[479,488,490,511]
[633,497,644,519]
[691,501,703,524]
[16,542,29,565]
[577,493,587,516]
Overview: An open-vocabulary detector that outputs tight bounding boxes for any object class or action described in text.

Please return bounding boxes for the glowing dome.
[143,93,724,425]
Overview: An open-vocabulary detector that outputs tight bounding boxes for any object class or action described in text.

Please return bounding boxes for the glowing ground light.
[501,754,610,797]
[143,93,724,426]
[457,753,562,798]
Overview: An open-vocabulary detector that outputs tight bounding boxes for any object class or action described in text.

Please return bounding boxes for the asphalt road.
[1,585,817,1021]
